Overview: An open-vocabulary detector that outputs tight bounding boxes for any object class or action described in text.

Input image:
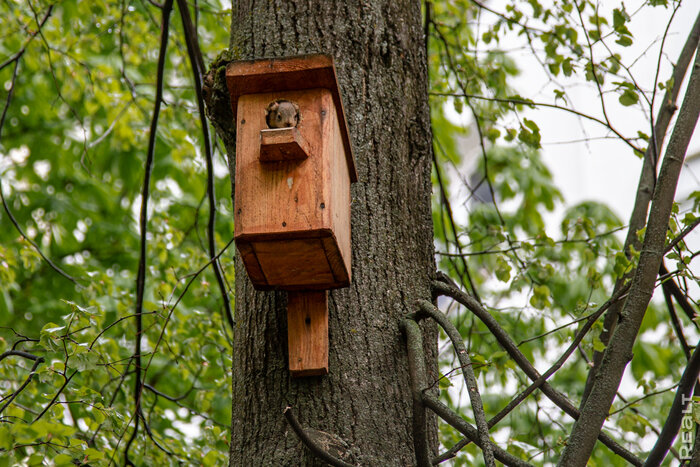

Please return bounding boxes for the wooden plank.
[236,228,332,243]
[236,240,267,286]
[326,100,352,282]
[252,238,335,287]
[287,290,328,377]
[235,90,326,238]
[237,230,350,290]
[227,54,357,182]
[259,127,311,162]
[227,54,335,98]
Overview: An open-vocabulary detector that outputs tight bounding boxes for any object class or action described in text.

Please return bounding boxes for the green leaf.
[495,256,511,282]
[615,35,633,47]
[619,89,639,106]
[518,119,542,148]
[202,450,221,466]
[530,284,551,310]
[438,375,453,390]
[593,337,606,352]
[84,448,105,460]
[54,454,74,466]
[0,426,12,450]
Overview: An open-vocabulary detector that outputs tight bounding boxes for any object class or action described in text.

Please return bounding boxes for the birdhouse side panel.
[326,102,352,282]
[234,90,328,239]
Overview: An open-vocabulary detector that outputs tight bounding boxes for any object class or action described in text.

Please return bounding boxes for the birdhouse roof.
[226,54,357,182]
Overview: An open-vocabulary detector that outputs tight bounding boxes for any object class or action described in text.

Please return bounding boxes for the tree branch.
[400,318,432,466]
[560,44,700,466]
[32,370,76,423]
[422,394,532,467]
[645,337,700,465]
[0,354,44,416]
[124,1,174,464]
[414,300,495,466]
[583,8,700,404]
[283,406,356,467]
[0,349,42,363]
[661,263,699,326]
[433,275,642,465]
[175,0,233,329]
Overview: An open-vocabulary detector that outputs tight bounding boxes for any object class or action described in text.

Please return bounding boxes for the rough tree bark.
[206,1,437,465]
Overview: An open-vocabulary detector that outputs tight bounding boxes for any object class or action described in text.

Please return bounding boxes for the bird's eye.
[277,115,282,120]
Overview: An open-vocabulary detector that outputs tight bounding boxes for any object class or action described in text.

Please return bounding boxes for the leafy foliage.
[1,0,699,465]
[1,1,232,465]
[428,0,698,464]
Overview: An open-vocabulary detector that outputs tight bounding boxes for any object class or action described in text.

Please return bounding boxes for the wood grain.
[226,54,357,181]
[235,90,325,236]
[259,127,311,162]
[287,290,329,377]
[234,88,351,290]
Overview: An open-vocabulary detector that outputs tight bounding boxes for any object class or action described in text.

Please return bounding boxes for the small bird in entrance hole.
[265,99,300,128]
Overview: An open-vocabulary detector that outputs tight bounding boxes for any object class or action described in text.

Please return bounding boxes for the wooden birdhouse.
[226,54,357,376]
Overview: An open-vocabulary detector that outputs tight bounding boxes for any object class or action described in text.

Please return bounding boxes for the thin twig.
[429,92,643,154]
[0,350,41,362]
[176,0,233,329]
[32,370,77,423]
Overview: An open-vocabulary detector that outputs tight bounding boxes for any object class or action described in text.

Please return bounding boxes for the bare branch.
[422,394,532,467]
[400,318,432,466]
[124,1,174,464]
[645,338,700,465]
[560,44,700,466]
[175,0,233,329]
[414,300,495,466]
[433,274,642,465]
[583,9,700,403]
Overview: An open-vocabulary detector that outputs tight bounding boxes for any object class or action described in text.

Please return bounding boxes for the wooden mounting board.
[287,291,329,377]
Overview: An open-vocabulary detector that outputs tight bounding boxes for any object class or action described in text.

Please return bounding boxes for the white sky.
[446,0,700,261]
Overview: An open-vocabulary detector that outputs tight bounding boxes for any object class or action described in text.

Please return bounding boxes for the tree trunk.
[212,1,437,464]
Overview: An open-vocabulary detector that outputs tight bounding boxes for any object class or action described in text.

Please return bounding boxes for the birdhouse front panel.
[234,88,351,290]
